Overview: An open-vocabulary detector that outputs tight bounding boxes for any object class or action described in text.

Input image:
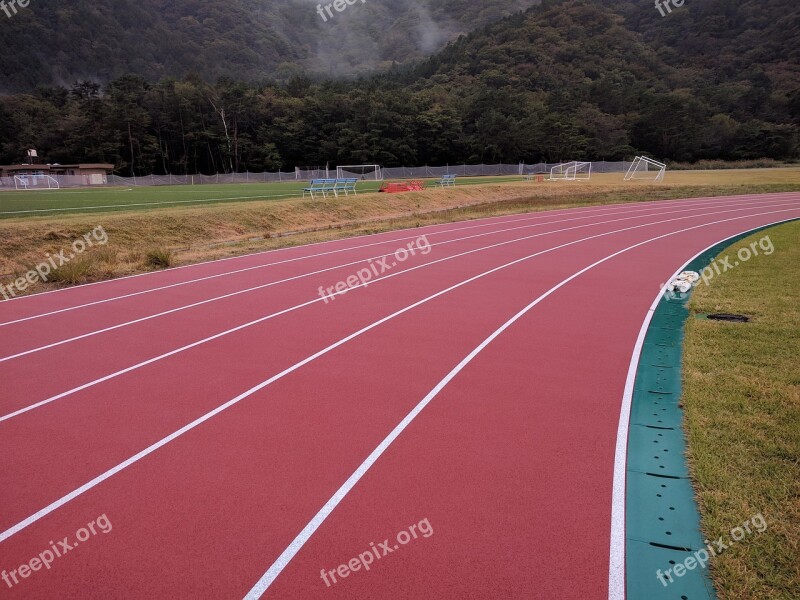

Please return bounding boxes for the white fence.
[0,162,634,189]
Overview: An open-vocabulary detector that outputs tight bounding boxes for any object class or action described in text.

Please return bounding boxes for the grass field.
[683,221,800,599]
[2,168,800,219]
[0,176,522,218]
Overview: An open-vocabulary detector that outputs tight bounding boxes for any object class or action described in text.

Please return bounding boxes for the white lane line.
[2,192,791,307]
[1,201,797,423]
[606,215,799,600]
[0,194,767,326]
[0,198,719,328]
[2,198,789,362]
[243,211,800,598]
[1,207,797,547]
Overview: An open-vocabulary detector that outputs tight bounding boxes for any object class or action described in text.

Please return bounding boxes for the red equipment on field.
[379,180,426,193]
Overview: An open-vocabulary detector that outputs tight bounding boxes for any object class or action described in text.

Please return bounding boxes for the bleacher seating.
[334,178,359,196]
[435,174,457,188]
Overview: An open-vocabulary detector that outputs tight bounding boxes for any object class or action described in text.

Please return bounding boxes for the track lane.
[255,212,800,600]
[2,197,795,413]
[5,211,732,527]
[0,199,711,353]
[0,193,777,344]
[2,202,797,525]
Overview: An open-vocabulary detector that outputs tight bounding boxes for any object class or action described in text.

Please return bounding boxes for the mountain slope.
[0,0,539,92]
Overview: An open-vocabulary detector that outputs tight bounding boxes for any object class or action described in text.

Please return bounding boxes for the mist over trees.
[0,0,541,92]
[0,0,797,174]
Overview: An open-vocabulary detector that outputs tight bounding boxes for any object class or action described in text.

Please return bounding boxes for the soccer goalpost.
[336,165,383,180]
[624,157,666,182]
[549,161,592,181]
[14,174,60,190]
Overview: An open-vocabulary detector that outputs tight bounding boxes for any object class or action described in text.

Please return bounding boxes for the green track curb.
[624,220,798,600]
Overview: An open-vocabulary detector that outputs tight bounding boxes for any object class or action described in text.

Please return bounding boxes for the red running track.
[0,192,798,599]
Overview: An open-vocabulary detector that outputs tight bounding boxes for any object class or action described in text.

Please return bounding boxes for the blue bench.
[304,178,359,199]
[436,174,457,188]
[334,178,359,196]
[303,179,337,199]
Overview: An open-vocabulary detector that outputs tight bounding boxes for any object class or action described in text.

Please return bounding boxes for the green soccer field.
[0,176,522,220]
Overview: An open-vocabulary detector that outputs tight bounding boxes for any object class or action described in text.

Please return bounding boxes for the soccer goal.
[14,174,60,190]
[336,165,383,180]
[624,157,666,182]
[549,161,592,181]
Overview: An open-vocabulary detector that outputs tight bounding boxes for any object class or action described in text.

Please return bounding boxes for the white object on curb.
[676,271,700,283]
[665,271,700,294]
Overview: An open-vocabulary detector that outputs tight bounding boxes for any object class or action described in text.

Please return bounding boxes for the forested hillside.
[0,0,539,92]
[0,0,797,173]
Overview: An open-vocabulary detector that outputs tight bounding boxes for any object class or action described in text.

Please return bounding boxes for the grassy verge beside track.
[0,169,799,295]
[683,221,800,599]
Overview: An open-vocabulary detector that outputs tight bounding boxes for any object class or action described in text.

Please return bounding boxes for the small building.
[0,163,114,186]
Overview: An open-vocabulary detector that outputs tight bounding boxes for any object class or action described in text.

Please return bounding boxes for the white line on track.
[1,192,793,307]
[243,212,800,598]
[0,207,796,546]
[1,201,797,424]
[0,196,742,327]
[2,199,794,364]
[0,193,777,325]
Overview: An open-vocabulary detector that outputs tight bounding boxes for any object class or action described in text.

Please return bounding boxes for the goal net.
[624,157,666,182]
[336,165,383,180]
[549,161,591,181]
[14,174,60,190]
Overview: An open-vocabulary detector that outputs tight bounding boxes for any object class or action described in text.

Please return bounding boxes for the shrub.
[47,259,95,285]
[144,248,173,269]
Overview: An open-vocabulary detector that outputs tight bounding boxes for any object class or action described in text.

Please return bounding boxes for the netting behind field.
[0,162,635,189]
